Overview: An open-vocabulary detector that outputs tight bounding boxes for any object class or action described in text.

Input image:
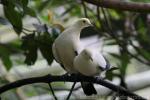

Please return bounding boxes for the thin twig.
[48,82,58,100]
[66,82,76,100]
[130,40,150,62]
[23,28,35,32]
[100,6,150,66]
[81,1,88,18]
[101,7,113,34]
[127,50,150,65]
[22,31,28,36]
[96,6,105,31]
[82,0,150,12]
[61,6,75,17]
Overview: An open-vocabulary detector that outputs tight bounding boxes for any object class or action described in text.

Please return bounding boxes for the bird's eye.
[83,20,86,23]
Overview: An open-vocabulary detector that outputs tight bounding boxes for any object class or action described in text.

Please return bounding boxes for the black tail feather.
[81,82,97,96]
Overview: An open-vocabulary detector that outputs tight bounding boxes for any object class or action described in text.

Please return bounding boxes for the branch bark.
[0,74,146,100]
[82,0,150,12]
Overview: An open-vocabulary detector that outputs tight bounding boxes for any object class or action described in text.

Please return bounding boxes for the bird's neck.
[67,26,82,39]
[74,24,83,30]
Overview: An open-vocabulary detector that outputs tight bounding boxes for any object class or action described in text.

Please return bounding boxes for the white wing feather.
[52,43,61,63]
[93,51,107,69]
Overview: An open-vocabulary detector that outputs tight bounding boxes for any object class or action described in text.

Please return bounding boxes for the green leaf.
[69,5,82,17]
[4,5,22,34]
[38,33,53,65]
[25,7,36,17]
[21,0,28,8]
[19,0,36,17]
[22,34,38,65]
[24,45,37,65]
[138,48,150,61]
[120,53,130,76]
[0,45,12,70]
[1,0,14,8]
[105,66,119,80]
[39,44,53,65]
[1,56,12,70]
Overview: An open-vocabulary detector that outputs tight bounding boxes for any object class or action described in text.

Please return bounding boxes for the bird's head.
[74,18,93,29]
[81,48,93,60]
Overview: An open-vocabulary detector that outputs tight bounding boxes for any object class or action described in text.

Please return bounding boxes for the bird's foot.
[62,73,70,83]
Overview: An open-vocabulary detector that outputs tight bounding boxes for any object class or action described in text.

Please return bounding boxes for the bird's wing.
[52,42,66,70]
[52,42,61,63]
[93,51,107,70]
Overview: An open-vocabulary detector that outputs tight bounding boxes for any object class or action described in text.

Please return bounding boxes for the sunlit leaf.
[108,9,120,20]
[48,10,53,23]
[70,5,82,16]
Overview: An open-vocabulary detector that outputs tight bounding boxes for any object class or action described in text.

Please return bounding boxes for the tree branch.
[81,1,88,18]
[82,0,150,12]
[0,74,146,100]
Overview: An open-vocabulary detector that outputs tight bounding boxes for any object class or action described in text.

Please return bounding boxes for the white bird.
[52,18,97,95]
[74,47,110,77]
[52,18,92,73]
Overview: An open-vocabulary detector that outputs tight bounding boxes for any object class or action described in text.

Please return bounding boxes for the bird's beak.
[88,23,94,27]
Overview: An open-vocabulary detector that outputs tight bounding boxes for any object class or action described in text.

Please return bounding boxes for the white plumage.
[74,47,110,76]
[52,18,98,96]
[52,18,92,73]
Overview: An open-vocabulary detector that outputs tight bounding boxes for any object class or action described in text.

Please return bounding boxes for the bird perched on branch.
[52,18,97,95]
[74,47,110,77]
[73,47,111,96]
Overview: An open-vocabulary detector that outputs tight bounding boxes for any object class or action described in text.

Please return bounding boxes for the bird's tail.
[81,82,97,96]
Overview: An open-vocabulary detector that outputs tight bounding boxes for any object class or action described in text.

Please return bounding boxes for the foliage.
[0,0,149,82]
[0,0,150,99]
[0,44,12,70]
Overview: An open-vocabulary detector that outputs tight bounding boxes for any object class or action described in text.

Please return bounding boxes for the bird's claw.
[62,73,70,83]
